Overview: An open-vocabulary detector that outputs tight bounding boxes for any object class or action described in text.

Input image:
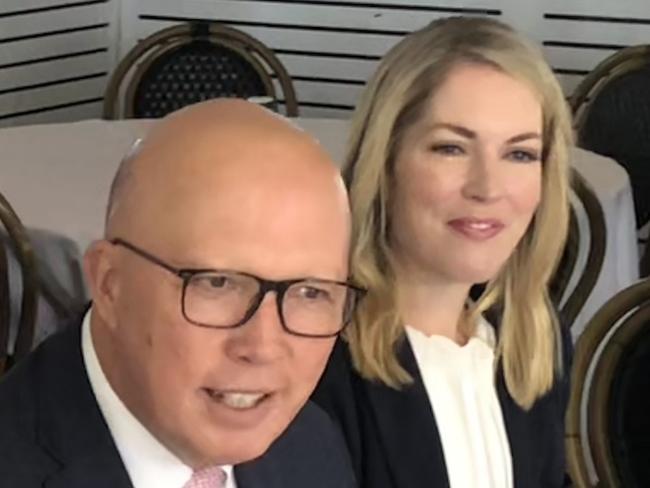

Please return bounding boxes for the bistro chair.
[566,277,650,487]
[103,22,299,119]
[551,169,606,328]
[0,195,87,377]
[0,192,38,374]
[571,45,650,276]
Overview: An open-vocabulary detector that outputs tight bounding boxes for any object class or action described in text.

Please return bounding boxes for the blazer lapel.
[496,367,535,488]
[35,324,133,488]
[363,339,450,488]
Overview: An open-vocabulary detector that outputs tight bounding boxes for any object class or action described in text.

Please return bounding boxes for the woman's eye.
[507,149,540,163]
[430,144,464,156]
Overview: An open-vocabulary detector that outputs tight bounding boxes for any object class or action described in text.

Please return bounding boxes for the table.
[0,118,639,333]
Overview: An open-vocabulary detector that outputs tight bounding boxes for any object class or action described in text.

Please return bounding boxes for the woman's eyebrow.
[507,132,542,144]
[427,124,541,144]
[428,123,476,139]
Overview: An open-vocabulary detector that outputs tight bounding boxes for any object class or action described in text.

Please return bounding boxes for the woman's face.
[390,62,543,285]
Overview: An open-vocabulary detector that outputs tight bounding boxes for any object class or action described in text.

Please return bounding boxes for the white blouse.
[405,318,513,488]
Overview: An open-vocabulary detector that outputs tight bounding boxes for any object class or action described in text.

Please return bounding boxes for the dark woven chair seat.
[580,66,650,228]
[609,322,650,486]
[566,278,650,486]
[134,41,268,118]
[104,23,298,119]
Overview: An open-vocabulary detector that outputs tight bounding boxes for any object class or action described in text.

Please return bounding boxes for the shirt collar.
[81,310,235,488]
[405,311,496,350]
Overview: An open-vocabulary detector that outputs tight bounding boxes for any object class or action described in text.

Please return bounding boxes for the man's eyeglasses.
[108,238,366,338]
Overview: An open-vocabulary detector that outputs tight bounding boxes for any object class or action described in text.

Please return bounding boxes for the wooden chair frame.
[566,278,650,487]
[560,170,607,327]
[0,192,38,374]
[103,23,299,119]
[0,239,8,374]
[571,44,650,136]
[571,44,650,280]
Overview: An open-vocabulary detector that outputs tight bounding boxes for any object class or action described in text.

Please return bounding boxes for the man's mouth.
[204,389,271,410]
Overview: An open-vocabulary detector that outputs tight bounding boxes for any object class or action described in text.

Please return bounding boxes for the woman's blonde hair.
[343,16,573,409]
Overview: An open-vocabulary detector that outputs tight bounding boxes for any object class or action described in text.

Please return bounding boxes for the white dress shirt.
[81,312,237,488]
[405,317,513,488]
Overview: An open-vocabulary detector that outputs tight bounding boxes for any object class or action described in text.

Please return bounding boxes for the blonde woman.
[312,16,573,488]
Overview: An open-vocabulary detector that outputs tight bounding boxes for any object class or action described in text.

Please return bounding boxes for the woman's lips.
[447,218,505,241]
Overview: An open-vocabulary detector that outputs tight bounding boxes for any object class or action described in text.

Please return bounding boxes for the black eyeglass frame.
[108,238,365,338]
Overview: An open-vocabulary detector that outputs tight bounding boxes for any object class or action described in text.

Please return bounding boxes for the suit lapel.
[234,460,282,488]
[35,324,133,488]
[363,339,450,488]
[233,404,324,488]
[43,452,133,488]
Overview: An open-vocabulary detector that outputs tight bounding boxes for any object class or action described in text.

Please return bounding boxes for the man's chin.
[205,437,276,466]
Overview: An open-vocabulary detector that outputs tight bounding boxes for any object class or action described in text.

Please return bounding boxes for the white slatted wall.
[2,0,650,124]
[123,0,504,118]
[118,0,650,118]
[540,0,650,96]
[0,0,117,127]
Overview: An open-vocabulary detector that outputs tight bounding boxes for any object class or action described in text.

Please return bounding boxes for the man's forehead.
[106,101,340,238]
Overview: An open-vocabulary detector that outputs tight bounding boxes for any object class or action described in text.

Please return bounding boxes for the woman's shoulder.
[311,337,368,476]
[311,336,376,427]
[313,338,358,398]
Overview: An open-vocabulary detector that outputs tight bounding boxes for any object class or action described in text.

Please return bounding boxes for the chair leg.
[0,241,9,375]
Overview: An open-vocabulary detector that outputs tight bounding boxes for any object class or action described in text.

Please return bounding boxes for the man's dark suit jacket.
[312,324,572,488]
[0,323,356,488]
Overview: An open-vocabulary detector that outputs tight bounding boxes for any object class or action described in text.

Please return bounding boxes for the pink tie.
[183,466,227,488]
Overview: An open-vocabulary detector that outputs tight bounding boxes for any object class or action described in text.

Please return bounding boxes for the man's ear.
[83,240,120,330]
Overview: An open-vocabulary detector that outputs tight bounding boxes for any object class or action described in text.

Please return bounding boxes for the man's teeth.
[212,391,267,409]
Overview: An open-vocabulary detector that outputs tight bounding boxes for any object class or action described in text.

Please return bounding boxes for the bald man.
[0,100,361,488]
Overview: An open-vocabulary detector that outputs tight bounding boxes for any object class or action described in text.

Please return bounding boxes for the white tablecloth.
[0,118,639,332]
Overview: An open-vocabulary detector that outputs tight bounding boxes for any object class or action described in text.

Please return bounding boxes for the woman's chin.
[450,263,504,286]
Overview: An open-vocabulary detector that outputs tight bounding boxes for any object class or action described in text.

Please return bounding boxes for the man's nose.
[223,292,289,365]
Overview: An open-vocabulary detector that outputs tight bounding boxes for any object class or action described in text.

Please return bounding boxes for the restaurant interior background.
[2,1,650,487]
[2,0,650,125]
